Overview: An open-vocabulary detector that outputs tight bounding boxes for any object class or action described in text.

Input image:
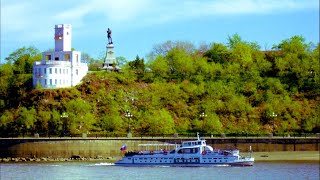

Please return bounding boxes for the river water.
[1,161,319,180]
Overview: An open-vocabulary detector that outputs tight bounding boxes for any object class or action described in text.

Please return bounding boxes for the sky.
[1,0,319,63]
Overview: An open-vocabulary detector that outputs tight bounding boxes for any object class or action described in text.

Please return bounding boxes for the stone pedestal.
[102,44,119,71]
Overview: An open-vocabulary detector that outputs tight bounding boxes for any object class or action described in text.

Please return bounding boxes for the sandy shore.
[251,151,319,161]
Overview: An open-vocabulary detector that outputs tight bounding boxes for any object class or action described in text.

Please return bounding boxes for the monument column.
[102,28,118,71]
[103,44,116,70]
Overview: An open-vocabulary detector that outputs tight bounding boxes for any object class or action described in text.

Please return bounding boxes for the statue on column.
[107,28,113,44]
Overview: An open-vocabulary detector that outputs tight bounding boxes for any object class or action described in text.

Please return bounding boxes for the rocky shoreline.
[0,155,115,163]
[1,151,318,163]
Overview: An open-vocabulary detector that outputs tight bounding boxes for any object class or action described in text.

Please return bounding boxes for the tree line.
[0,34,319,137]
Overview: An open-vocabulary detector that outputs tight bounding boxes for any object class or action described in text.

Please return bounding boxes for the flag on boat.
[120,145,127,151]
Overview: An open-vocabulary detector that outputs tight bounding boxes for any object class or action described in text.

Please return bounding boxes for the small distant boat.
[115,133,254,166]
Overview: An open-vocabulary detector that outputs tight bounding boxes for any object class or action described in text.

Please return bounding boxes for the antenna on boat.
[197,132,200,141]
[249,145,252,158]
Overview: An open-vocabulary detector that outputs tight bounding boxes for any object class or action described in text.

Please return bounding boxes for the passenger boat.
[115,133,254,166]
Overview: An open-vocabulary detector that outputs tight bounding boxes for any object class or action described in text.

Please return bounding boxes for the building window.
[45,79,47,85]
[45,55,51,60]
[55,57,59,60]
[60,79,62,85]
[50,79,52,85]
[44,68,47,74]
[55,79,57,85]
[63,80,65,85]
[76,69,78,75]
[63,69,65,74]
[64,54,70,61]
[60,68,61,74]
[66,69,68,74]
[50,68,52,74]
[55,68,57,74]
[76,54,79,63]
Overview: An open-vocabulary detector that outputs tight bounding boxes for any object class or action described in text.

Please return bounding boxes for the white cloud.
[1,0,318,55]
[52,0,152,26]
[2,0,317,35]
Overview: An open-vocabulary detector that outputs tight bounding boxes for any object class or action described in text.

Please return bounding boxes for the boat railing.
[137,143,178,151]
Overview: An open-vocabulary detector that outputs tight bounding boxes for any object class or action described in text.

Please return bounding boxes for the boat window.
[177,149,184,154]
[170,150,175,154]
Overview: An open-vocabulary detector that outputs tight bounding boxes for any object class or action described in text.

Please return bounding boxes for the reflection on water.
[0,161,319,180]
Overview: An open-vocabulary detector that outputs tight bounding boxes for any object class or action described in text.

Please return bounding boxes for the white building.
[33,24,88,88]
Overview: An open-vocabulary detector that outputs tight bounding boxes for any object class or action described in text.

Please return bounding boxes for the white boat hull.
[115,133,254,167]
[115,155,254,167]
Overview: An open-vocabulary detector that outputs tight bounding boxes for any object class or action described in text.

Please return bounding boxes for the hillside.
[0,35,319,137]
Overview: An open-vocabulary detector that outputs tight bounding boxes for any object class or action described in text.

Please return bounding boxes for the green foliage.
[204,43,231,63]
[5,46,41,74]
[148,56,170,81]
[0,110,14,127]
[116,56,128,68]
[145,109,175,134]
[17,107,37,131]
[49,110,63,135]
[65,98,95,134]
[0,35,319,137]
[128,55,145,81]
[227,33,243,49]
[84,53,103,71]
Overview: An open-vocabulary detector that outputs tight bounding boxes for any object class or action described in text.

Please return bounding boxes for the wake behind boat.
[115,133,254,166]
